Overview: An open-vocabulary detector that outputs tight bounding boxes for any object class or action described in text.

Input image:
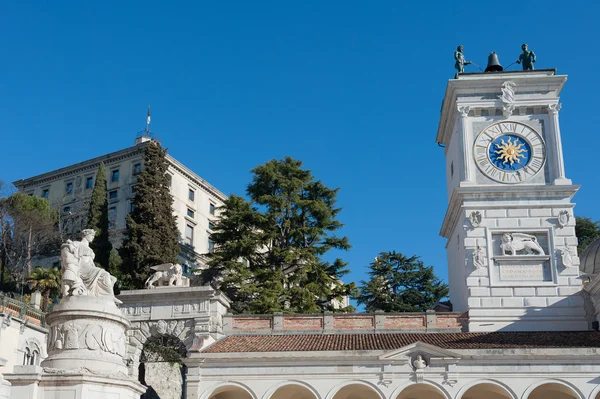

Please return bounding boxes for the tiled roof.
[201,331,600,353]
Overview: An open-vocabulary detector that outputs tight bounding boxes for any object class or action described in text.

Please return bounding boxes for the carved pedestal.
[8,296,145,399]
[43,296,129,374]
[0,358,10,399]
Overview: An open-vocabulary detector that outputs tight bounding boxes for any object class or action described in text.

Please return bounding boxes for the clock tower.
[436,69,587,332]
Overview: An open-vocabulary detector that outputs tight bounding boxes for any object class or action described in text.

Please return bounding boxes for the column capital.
[457,105,471,117]
[548,103,562,115]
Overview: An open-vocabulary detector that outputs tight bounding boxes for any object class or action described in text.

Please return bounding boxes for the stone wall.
[463,205,587,332]
[144,362,183,399]
[224,312,468,334]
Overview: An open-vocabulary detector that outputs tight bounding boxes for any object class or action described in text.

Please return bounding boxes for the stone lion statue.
[500,233,545,256]
[145,263,189,289]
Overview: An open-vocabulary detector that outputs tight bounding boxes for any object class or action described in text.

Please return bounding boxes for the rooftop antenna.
[145,104,151,135]
[135,105,158,144]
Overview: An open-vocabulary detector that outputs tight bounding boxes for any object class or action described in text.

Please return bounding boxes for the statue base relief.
[6,295,145,399]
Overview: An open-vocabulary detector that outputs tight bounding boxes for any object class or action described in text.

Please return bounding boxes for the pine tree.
[120,141,179,289]
[86,162,112,269]
[202,157,356,314]
[356,251,448,313]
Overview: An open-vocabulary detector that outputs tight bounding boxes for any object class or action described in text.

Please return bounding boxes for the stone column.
[457,105,474,185]
[547,103,572,185]
[30,292,41,311]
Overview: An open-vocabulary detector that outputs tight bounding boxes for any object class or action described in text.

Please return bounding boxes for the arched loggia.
[268,383,318,399]
[209,385,254,399]
[395,383,447,399]
[460,382,513,399]
[329,382,382,399]
[527,382,581,399]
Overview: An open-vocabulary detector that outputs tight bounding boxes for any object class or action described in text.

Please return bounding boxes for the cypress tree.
[86,162,112,269]
[202,156,356,313]
[120,141,179,289]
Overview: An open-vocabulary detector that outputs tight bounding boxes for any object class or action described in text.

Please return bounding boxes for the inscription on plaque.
[500,264,544,281]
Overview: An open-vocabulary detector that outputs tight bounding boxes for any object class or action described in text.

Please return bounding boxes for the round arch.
[201,381,257,399]
[325,380,384,399]
[523,379,583,399]
[588,385,600,399]
[263,381,320,399]
[392,381,450,399]
[457,380,516,399]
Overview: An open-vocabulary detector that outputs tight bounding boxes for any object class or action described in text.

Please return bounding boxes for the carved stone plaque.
[500,263,545,281]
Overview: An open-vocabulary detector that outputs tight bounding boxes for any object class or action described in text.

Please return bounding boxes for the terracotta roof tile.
[201,332,600,353]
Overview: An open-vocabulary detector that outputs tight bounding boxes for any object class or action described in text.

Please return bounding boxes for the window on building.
[63,206,71,214]
[108,190,118,200]
[42,189,49,198]
[208,222,215,230]
[86,176,94,189]
[187,208,194,218]
[31,350,39,365]
[111,169,119,182]
[129,202,135,213]
[208,238,214,253]
[23,348,31,366]
[167,175,172,187]
[188,189,195,201]
[185,224,194,245]
[108,206,116,228]
[65,182,73,194]
[131,185,137,195]
[133,163,142,175]
[209,203,215,215]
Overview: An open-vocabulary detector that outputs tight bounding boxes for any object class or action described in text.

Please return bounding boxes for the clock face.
[474,121,546,183]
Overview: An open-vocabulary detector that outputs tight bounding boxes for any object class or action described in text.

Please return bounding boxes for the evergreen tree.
[1,193,59,278]
[86,162,112,269]
[201,157,356,314]
[575,216,600,255]
[356,251,448,313]
[120,141,179,289]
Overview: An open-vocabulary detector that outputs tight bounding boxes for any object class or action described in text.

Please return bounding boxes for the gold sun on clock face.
[473,121,546,184]
[494,136,527,166]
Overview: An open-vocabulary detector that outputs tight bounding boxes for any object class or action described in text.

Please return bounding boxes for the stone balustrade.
[0,295,46,326]
[224,311,468,334]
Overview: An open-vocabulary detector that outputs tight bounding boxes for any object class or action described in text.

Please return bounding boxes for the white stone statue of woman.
[60,229,120,303]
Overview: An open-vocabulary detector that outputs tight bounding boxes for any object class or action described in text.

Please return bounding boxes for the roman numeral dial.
[473,121,546,184]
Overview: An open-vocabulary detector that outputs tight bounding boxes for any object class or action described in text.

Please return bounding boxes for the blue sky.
[1,1,599,295]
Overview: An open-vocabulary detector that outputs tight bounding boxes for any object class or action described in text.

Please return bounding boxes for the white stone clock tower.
[436,69,587,332]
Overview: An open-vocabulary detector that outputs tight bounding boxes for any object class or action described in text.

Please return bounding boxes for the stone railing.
[0,294,46,326]
[224,311,468,334]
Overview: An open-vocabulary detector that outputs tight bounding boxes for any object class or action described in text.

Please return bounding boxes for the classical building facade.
[0,295,48,398]
[12,136,226,268]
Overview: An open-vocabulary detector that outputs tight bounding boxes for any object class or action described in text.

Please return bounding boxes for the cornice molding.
[13,143,150,189]
[12,143,227,202]
[166,155,227,202]
[436,71,566,146]
[440,184,580,238]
